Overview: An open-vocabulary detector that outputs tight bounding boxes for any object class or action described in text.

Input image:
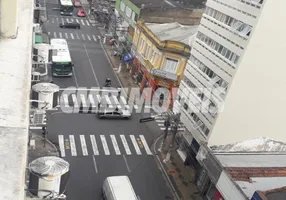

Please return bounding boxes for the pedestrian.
[117,87,121,99]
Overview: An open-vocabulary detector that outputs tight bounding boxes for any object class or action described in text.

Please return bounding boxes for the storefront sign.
[151,69,177,81]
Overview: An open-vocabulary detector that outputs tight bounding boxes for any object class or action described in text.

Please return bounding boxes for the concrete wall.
[140,8,204,25]
[0,0,18,37]
[208,0,286,145]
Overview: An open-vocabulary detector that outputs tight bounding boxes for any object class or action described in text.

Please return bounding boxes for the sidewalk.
[154,135,203,200]
[100,38,203,200]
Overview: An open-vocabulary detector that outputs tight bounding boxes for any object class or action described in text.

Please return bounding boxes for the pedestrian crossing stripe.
[47,32,101,42]
[58,134,152,157]
[48,17,93,27]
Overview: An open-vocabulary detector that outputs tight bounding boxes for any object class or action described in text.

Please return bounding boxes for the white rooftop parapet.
[0,0,33,199]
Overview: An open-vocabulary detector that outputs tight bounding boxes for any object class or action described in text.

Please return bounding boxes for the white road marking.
[71,94,79,108]
[92,35,97,41]
[61,18,64,24]
[100,135,110,155]
[58,135,65,157]
[70,33,74,39]
[156,120,164,123]
[87,34,91,41]
[81,19,85,25]
[62,94,69,107]
[86,20,90,26]
[53,32,57,38]
[76,19,79,23]
[92,155,98,173]
[48,32,51,35]
[76,33,80,39]
[65,32,68,39]
[83,44,100,86]
[81,34,85,40]
[104,95,113,108]
[97,35,101,39]
[80,135,88,156]
[88,94,96,108]
[112,96,121,109]
[69,135,77,156]
[66,18,69,23]
[70,18,74,22]
[80,94,87,107]
[90,135,99,155]
[59,32,63,38]
[96,95,101,103]
[120,96,129,109]
[30,127,44,130]
[52,18,54,23]
[120,135,131,155]
[139,135,152,155]
[158,124,164,126]
[56,17,59,22]
[134,105,139,110]
[123,155,131,172]
[130,135,142,155]
[110,135,121,155]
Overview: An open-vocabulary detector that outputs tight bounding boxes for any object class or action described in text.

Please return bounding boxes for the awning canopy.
[123,52,134,63]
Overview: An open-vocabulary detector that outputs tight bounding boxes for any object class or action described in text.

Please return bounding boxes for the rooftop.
[130,0,206,9]
[145,22,198,46]
[211,137,286,152]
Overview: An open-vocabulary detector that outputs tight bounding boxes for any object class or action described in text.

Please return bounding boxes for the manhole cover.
[179,174,184,179]
[182,181,188,187]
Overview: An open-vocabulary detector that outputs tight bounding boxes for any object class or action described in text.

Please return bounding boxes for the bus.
[59,0,74,15]
[50,39,73,76]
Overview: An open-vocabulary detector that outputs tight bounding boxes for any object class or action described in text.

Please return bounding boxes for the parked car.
[97,108,131,119]
[59,22,80,29]
[74,0,81,7]
[77,9,85,17]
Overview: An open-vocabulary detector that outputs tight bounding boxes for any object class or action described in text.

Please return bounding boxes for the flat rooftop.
[130,0,206,9]
[145,22,198,46]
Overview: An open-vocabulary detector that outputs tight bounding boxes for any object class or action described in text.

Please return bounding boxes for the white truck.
[102,176,138,200]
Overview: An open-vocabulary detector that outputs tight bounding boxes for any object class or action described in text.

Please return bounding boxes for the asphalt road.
[44,2,173,200]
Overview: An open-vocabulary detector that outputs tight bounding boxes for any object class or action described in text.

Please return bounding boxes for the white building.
[177,0,286,150]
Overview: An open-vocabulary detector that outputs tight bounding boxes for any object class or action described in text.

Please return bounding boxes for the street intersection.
[43,1,175,200]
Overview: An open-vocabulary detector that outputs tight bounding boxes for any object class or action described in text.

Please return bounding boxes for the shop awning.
[123,52,134,63]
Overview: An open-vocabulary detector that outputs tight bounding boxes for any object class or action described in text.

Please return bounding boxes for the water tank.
[28,156,70,199]
[32,82,60,109]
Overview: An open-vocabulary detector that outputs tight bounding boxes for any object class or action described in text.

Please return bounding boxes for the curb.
[152,135,182,200]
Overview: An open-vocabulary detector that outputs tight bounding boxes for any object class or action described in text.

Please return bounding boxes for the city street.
[44,1,173,199]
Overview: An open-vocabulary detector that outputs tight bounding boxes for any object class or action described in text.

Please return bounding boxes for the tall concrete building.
[177,0,286,151]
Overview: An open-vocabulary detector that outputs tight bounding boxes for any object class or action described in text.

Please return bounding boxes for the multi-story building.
[0,0,33,199]
[131,20,198,99]
[176,0,286,195]
[113,0,205,54]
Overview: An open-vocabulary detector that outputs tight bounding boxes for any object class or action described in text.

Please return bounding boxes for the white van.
[102,176,138,200]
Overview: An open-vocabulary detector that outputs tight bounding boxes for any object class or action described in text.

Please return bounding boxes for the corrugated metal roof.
[145,22,198,46]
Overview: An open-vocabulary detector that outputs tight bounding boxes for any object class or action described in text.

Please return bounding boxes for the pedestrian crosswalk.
[58,134,152,157]
[48,17,96,27]
[59,93,146,111]
[154,116,185,131]
[47,31,101,42]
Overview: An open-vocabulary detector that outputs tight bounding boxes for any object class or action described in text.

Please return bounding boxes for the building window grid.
[162,58,179,73]
[189,55,229,88]
[205,7,252,38]
[120,1,126,12]
[211,0,257,19]
[182,76,218,118]
[197,32,240,64]
[185,66,224,103]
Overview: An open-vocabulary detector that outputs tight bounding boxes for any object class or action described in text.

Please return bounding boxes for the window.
[144,45,150,58]
[120,1,126,12]
[140,38,145,51]
[125,6,132,18]
[163,58,178,73]
[131,11,138,22]
[149,49,154,61]
[183,103,188,111]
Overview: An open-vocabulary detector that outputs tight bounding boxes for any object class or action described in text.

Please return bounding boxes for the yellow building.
[131,19,198,99]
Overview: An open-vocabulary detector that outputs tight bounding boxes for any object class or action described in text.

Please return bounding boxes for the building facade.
[131,20,197,100]
[175,0,286,197]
